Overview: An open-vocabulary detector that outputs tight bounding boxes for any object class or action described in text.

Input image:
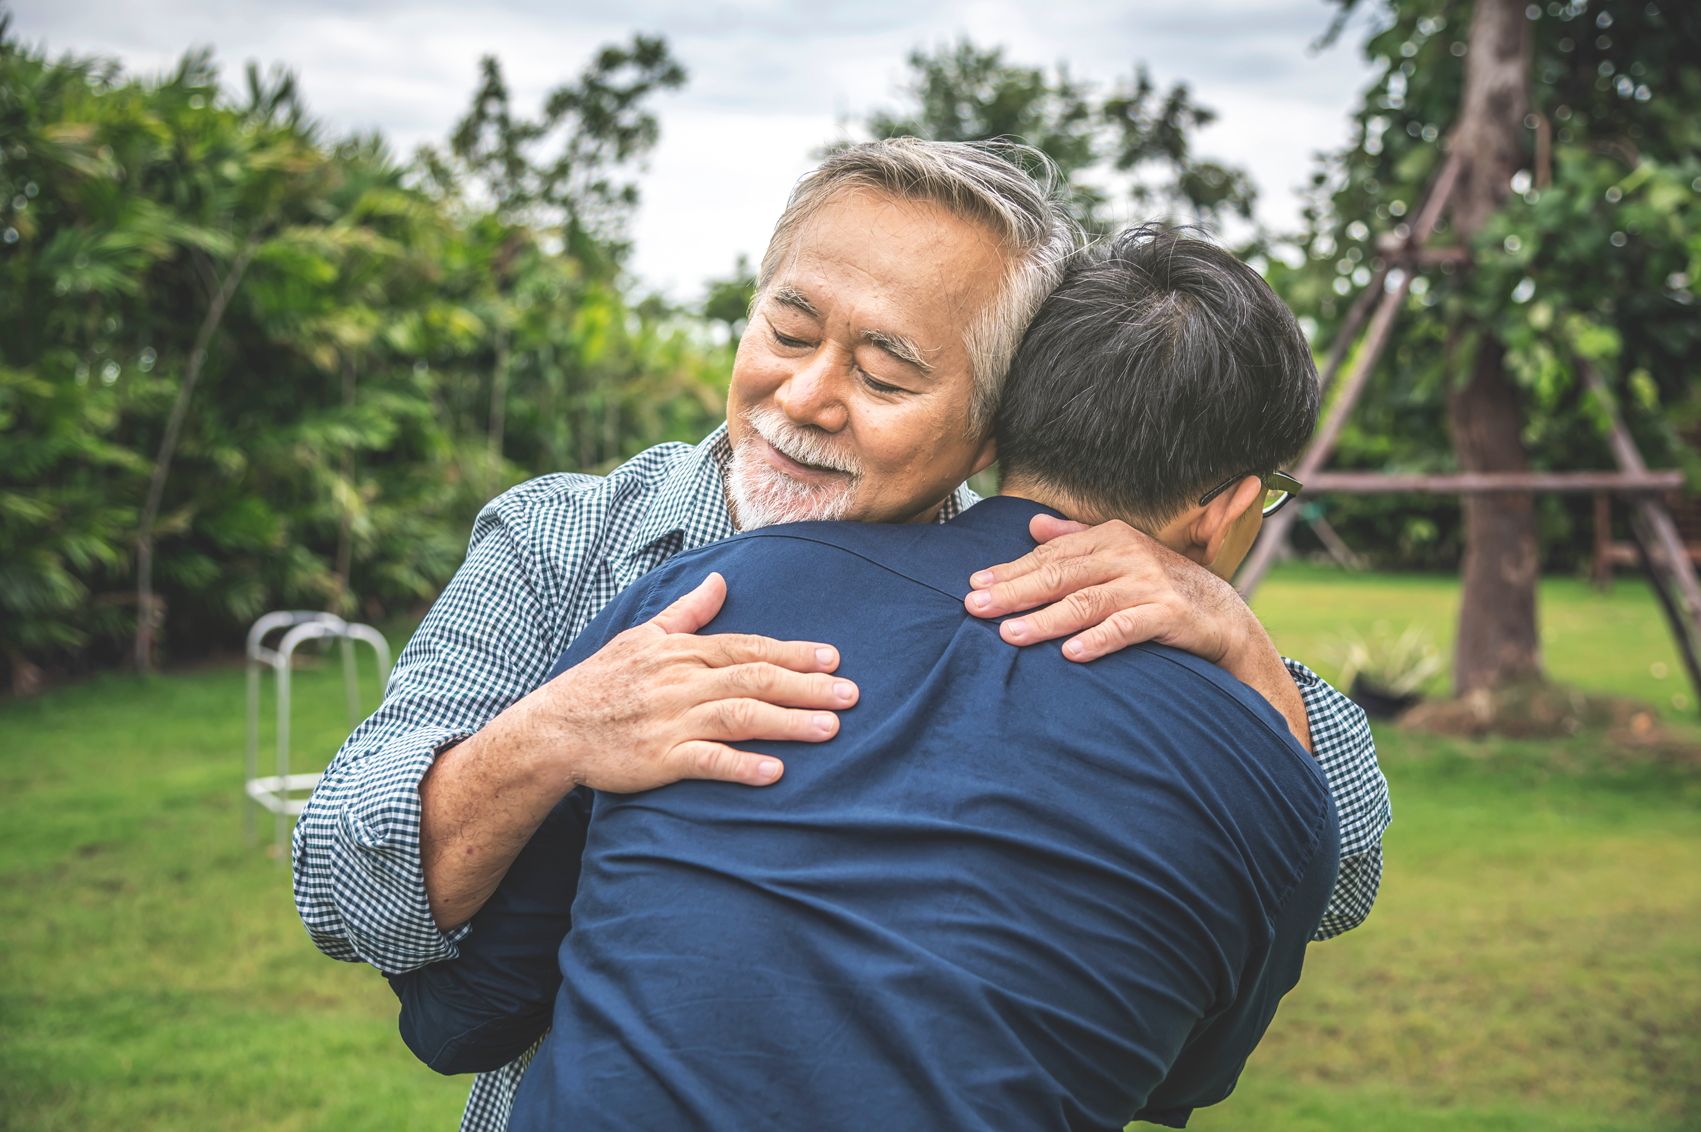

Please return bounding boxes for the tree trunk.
[1449,339,1541,692]
[134,242,256,673]
[333,352,357,616]
[1444,0,1538,693]
[489,329,510,460]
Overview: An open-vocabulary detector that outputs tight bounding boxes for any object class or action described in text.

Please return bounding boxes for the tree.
[851,38,1256,234]
[702,254,756,334]
[418,37,686,259]
[1101,67,1257,227]
[1442,0,1541,692]
[412,37,690,474]
[1273,0,1701,694]
[1,27,729,690]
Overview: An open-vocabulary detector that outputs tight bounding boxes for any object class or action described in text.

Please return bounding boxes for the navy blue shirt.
[397,496,1338,1131]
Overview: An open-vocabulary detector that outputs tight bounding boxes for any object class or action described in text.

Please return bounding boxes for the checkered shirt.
[291,424,1390,1132]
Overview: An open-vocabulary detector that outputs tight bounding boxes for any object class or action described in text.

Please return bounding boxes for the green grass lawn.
[2,565,1698,1131]
[1255,563,1694,718]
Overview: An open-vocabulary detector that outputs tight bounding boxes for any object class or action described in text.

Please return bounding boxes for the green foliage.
[853,38,1256,232]
[417,37,686,258]
[1273,0,1701,570]
[1318,619,1447,695]
[701,253,757,334]
[0,26,728,683]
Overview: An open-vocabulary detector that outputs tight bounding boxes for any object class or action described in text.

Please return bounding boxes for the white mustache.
[742,404,864,478]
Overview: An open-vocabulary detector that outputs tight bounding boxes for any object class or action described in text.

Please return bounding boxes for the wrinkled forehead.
[762,190,1009,337]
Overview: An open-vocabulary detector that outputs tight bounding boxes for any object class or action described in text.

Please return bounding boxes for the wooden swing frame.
[1234,152,1701,710]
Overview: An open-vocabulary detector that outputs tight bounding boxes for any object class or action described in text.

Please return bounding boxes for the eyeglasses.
[1197,470,1304,517]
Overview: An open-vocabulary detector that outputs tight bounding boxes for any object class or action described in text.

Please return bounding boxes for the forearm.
[419,702,579,932]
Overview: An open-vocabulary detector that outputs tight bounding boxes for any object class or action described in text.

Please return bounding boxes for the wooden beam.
[1235,153,1465,598]
[1315,263,1387,403]
[1578,358,1701,713]
[1599,541,1701,567]
[1375,241,1473,266]
[1627,508,1701,710]
[1300,469,1683,494]
[1234,273,1410,594]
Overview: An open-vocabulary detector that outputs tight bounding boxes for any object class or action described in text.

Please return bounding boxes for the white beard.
[726,405,864,530]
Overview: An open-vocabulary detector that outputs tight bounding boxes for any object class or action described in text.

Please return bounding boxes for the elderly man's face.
[724,190,1004,529]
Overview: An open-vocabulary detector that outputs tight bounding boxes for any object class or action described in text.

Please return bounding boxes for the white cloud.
[9,0,1379,299]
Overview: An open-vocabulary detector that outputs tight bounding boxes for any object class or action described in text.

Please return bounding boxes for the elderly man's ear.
[971,437,998,479]
[1152,475,1266,570]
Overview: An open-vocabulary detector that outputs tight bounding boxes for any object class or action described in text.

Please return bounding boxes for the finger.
[965,545,1123,620]
[686,698,842,744]
[1058,605,1170,663]
[696,632,840,674]
[967,524,1112,592]
[1030,514,1093,543]
[997,583,1130,646]
[649,573,728,636]
[696,663,859,710]
[664,741,787,787]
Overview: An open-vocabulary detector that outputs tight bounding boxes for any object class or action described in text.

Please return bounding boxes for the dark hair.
[994,225,1320,525]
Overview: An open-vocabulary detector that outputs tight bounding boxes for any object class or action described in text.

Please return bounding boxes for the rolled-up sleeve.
[292,484,588,975]
[295,726,471,970]
[1284,658,1390,940]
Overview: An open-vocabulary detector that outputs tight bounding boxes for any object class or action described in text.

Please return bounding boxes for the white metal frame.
[244,611,391,856]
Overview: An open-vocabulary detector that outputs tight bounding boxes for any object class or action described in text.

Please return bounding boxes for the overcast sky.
[10,0,1384,300]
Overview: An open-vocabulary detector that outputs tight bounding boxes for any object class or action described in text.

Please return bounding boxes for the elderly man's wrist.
[1205,594,1266,675]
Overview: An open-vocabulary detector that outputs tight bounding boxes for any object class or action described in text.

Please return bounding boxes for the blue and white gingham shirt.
[293,424,1390,1132]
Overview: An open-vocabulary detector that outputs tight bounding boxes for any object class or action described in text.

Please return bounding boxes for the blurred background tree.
[845,38,1257,234]
[1269,0,1701,692]
[0,20,727,690]
[6,7,1697,698]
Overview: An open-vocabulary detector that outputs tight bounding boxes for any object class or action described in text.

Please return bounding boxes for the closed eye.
[772,329,812,350]
[860,371,907,395]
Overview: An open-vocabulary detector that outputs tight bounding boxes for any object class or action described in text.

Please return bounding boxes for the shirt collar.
[618,423,738,565]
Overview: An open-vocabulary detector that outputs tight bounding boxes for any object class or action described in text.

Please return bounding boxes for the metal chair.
[244,611,391,857]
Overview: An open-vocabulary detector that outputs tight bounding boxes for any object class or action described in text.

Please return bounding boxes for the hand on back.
[534,572,857,792]
[963,515,1248,664]
[961,516,1309,751]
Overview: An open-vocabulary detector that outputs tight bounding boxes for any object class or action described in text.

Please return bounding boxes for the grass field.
[1255,563,1694,717]
[2,564,1698,1131]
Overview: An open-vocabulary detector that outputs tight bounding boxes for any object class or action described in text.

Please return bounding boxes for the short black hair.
[994,225,1320,526]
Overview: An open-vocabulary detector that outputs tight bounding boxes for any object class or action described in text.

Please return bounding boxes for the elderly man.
[294,139,1386,1127]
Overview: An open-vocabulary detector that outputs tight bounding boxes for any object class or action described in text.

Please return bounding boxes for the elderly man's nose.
[779,360,847,430]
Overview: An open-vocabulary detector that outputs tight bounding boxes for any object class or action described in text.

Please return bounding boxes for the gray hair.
[757,137,1081,434]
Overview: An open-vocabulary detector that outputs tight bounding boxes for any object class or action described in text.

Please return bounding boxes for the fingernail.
[815,647,835,667]
[971,571,994,588]
[1005,619,1026,639]
[1065,639,1085,658]
[968,591,991,609]
[756,758,782,781]
[813,713,836,734]
[834,681,855,701]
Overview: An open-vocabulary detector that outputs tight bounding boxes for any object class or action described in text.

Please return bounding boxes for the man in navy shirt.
[396,227,1338,1130]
